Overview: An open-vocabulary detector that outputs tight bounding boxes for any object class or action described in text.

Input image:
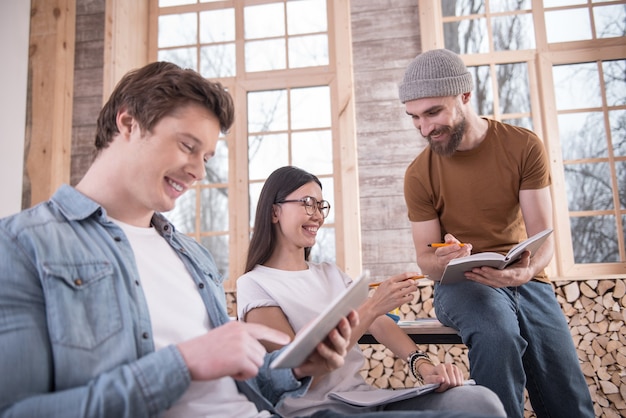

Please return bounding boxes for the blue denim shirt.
[0,185,308,417]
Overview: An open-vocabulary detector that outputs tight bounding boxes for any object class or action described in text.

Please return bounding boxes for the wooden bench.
[358,318,463,345]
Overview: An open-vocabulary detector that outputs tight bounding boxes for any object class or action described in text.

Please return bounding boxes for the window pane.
[203,139,229,185]
[200,44,235,78]
[290,86,331,130]
[503,117,533,130]
[309,226,336,263]
[564,162,613,211]
[545,9,592,43]
[444,18,489,54]
[292,130,333,175]
[558,112,608,160]
[490,0,531,12]
[544,0,586,6]
[287,0,327,35]
[158,47,197,71]
[244,3,284,39]
[469,65,493,116]
[248,134,289,180]
[288,34,329,68]
[245,39,287,72]
[159,13,197,47]
[617,161,626,209]
[160,0,194,7]
[553,63,602,110]
[164,188,196,233]
[594,5,626,38]
[248,90,288,132]
[492,14,535,50]
[200,187,229,231]
[200,9,235,43]
[609,110,626,157]
[319,177,335,224]
[249,182,263,228]
[441,0,485,17]
[570,215,619,263]
[603,59,626,107]
[497,63,530,114]
[200,235,229,278]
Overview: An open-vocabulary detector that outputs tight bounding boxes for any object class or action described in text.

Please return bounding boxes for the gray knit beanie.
[398,49,473,103]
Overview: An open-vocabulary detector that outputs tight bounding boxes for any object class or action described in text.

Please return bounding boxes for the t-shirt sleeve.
[520,133,551,190]
[404,160,438,222]
[236,275,279,321]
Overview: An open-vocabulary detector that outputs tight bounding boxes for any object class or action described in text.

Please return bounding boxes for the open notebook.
[329,380,476,407]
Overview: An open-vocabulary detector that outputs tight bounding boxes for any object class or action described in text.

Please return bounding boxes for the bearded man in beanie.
[399,49,594,418]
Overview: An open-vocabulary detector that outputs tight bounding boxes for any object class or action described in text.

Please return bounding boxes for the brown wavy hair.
[95,61,234,154]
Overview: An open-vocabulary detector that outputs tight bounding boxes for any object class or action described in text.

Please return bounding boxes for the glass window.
[153,0,357,286]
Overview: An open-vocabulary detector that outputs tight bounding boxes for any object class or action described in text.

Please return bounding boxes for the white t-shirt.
[237,262,380,416]
[112,219,268,418]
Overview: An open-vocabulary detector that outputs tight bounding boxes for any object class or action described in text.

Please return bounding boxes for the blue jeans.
[434,280,594,418]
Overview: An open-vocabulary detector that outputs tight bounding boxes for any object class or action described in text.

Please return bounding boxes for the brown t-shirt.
[404,118,551,282]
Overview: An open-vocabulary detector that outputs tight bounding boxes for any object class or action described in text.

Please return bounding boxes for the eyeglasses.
[276,196,331,219]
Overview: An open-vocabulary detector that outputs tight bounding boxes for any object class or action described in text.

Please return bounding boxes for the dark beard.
[427,117,466,156]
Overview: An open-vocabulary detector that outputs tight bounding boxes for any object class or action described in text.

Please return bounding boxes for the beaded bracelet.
[407,350,432,385]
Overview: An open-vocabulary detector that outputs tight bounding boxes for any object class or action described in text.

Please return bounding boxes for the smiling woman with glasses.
[237,165,506,418]
[275,196,331,219]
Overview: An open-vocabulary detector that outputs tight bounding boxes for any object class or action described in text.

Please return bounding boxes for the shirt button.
[114,236,122,242]
[198,283,205,289]
[142,332,149,339]
[74,278,83,286]
[135,280,140,286]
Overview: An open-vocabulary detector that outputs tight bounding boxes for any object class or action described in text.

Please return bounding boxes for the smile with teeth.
[303,226,318,233]
[167,178,184,192]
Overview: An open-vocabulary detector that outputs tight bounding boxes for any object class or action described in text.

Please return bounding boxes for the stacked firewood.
[356,279,626,418]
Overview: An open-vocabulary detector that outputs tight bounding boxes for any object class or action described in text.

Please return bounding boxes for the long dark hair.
[244,166,322,273]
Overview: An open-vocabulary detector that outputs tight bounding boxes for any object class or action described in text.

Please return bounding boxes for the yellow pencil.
[368,275,428,288]
[427,243,466,247]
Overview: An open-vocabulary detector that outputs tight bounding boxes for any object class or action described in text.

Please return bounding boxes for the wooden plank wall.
[71,0,105,185]
[350,0,426,281]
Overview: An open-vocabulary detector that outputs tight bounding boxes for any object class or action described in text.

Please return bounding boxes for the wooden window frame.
[138,0,360,290]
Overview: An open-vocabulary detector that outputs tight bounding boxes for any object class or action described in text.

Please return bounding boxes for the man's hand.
[177,321,290,381]
[465,251,534,288]
[292,310,359,379]
[432,234,473,275]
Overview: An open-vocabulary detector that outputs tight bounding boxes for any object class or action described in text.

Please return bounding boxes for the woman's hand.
[292,310,359,379]
[419,362,466,392]
[367,273,420,316]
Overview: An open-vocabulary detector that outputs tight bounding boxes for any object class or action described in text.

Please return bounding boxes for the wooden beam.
[26,0,76,206]
[103,0,149,101]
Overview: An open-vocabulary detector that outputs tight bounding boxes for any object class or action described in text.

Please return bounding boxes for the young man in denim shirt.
[0,62,502,418]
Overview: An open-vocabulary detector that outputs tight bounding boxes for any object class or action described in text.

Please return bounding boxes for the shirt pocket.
[42,261,123,350]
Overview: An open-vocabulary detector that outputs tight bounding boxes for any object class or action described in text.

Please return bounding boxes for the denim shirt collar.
[51,184,106,221]
[51,184,176,239]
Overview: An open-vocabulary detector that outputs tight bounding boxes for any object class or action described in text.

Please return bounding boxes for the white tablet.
[269,273,368,369]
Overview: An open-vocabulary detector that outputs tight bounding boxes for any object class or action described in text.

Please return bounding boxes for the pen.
[428,243,466,247]
[368,275,428,288]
